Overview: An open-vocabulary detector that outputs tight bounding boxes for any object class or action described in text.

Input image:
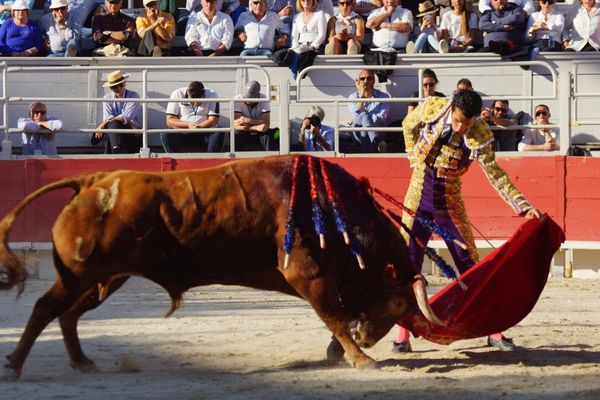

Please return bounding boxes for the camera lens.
[309,115,321,127]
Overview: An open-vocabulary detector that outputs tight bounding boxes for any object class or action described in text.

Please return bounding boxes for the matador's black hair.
[452,89,482,118]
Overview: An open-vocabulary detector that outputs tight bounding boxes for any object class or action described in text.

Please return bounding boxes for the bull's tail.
[0,173,106,294]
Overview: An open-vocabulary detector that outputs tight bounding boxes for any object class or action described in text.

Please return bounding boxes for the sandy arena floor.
[0,276,599,399]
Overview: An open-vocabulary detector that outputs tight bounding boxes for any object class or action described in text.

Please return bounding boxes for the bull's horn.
[319,234,326,249]
[412,275,446,327]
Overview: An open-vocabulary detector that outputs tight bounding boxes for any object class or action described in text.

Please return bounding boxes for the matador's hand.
[525,208,542,219]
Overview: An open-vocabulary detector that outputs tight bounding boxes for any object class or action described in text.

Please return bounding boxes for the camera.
[308,115,321,127]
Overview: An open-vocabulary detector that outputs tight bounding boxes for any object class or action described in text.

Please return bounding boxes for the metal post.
[140,69,151,158]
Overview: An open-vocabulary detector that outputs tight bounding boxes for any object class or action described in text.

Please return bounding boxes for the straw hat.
[49,0,68,9]
[103,70,130,87]
[416,0,438,17]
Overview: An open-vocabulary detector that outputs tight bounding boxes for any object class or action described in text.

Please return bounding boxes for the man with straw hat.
[92,70,142,154]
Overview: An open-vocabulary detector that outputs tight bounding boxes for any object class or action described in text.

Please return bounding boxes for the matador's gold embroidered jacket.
[402,96,532,215]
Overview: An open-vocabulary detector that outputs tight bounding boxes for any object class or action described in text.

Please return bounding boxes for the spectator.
[162,81,224,153]
[518,104,559,151]
[456,77,473,91]
[324,0,365,55]
[39,0,80,57]
[406,0,449,54]
[479,0,526,56]
[365,0,412,81]
[440,0,478,53]
[185,0,234,56]
[407,68,445,114]
[288,0,327,79]
[0,0,33,27]
[346,69,390,153]
[479,0,534,15]
[92,70,142,154]
[0,0,43,56]
[235,0,289,56]
[17,102,62,156]
[563,0,600,52]
[234,80,279,151]
[298,105,333,151]
[526,0,564,60]
[481,99,518,151]
[268,0,295,33]
[186,0,246,25]
[136,0,175,56]
[91,0,136,57]
[354,0,382,20]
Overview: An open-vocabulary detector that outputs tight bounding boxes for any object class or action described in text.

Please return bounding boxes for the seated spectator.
[234,80,279,151]
[92,70,142,154]
[235,0,289,56]
[91,0,136,57]
[456,77,473,91]
[354,0,382,20]
[365,0,412,81]
[186,0,246,25]
[324,0,365,55]
[526,0,563,60]
[268,0,295,34]
[345,69,390,153]
[136,0,175,56]
[185,0,234,56]
[563,0,600,52]
[479,0,534,16]
[439,0,478,53]
[39,0,80,57]
[0,0,33,27]
[518,104,559,151]
[162,81,224,153]
[406,1,448,54]
[288,0,327,78]
[407,68,445,114]
[17,102,62,156]
[478,0,526,56]
[0,0,43,56]
[298,105,333,151]
[480,99,518,151]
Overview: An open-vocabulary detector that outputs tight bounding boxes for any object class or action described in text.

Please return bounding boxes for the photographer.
[298,106,333,151]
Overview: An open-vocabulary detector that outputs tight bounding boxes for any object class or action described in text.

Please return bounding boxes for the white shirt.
[185,10,234,50]
[518,126,558,151]
[234,93,270,119]
[564,3,600,51]
[368,6,413,51]
[479,0,535,15]
[166,87,220,125]
[235,10,289,50]
[440,11,478,43]
[291,10,328,50]
[18,117,62,156]
[526,9,565,42]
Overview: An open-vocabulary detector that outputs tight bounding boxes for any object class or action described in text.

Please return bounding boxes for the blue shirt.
[0,18,44,54]
[348,89,390,127]
[103,88,142,128]
[302,124,333,151]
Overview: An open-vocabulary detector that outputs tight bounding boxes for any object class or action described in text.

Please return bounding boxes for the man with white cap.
[38,0,80,57]
[92,70,142,154]
[0,0,33,27]
[233,80,278,151]
[163,81,224,153]
[136,0,175,56]
[91,0,136,56]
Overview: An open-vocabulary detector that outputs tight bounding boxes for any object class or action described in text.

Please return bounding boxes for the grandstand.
[1,0,600,279]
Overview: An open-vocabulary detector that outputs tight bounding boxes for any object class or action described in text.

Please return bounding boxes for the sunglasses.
[52,6,67,11]
[535,110,548,117]
[423,82,436,88]
[338,1,352,4]
[539,0,555,4]
[110,83,124,90]
[358,76,374,81]
[494,106,508,113]
[32,110,47,115]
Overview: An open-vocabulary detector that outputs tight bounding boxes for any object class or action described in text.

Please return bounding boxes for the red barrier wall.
[0,156,597,243]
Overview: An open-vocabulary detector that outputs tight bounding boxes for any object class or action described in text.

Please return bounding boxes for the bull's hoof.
[71,359,100,374]
[1,365,20,381]
[351,356,378,370]
[325,337,345,365]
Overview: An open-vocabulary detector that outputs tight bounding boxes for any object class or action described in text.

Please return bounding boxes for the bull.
[0,155,441,379]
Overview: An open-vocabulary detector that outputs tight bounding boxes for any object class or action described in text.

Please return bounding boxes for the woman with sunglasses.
[17,102,62,156]
[324,0,364,54]
[563,0,600,52]
[525,0,564,60]
[407,68,445,115]
[439,0,478,53]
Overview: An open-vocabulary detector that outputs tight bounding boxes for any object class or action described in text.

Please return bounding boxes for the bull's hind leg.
[4,280,92,380]
[59,276,130,373]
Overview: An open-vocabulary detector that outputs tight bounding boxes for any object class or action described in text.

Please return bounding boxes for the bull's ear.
[383,263,397,280]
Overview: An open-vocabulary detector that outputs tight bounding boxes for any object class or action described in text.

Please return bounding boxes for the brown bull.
[0,155,440,379]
